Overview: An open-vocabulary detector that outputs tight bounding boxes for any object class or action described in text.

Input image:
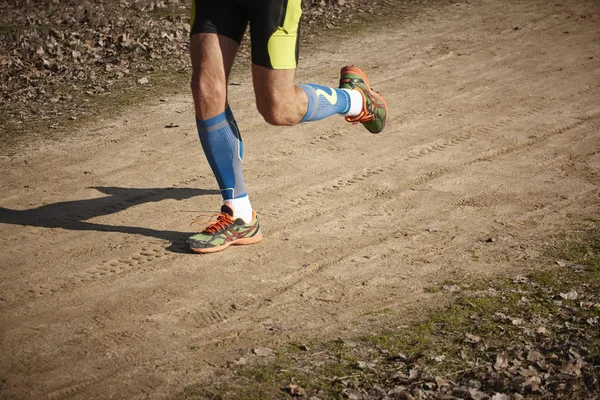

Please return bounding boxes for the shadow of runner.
[0,186,219,253]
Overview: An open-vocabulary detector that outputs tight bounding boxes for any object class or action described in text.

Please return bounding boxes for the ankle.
[224,196,253,223]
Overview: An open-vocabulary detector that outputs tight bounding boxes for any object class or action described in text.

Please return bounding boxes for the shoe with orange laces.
[339,66,388,134]
[187,205,262,253]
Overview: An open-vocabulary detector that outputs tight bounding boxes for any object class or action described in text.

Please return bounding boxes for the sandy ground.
[1,0,599,398]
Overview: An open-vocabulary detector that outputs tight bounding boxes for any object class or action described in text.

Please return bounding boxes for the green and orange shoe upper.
[339,65,388,134]
[187,205,262,254]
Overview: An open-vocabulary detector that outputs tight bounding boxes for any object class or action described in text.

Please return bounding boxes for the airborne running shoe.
[187,205,262,253]
[339,65,388,134]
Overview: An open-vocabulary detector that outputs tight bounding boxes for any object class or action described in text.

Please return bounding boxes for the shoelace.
[190,212,234,233]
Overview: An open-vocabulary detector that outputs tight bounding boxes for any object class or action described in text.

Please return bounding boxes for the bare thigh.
[190,33,239,119]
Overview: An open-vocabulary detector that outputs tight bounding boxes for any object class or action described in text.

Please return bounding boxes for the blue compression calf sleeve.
[300,84,351,122]
[196,107,247,200]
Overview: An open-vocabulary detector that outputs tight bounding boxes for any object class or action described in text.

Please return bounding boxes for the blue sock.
[196,107,246,201]
[300,84,351,122]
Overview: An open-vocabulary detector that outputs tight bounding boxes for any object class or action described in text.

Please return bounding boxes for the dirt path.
[1,0,599,398]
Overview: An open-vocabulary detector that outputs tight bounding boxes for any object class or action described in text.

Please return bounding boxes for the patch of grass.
[530,269,565,290]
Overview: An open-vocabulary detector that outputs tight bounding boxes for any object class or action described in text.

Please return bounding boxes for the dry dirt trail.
[1,0,599,398]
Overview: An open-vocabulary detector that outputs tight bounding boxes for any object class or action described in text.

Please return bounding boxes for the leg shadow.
[0,186,220,253]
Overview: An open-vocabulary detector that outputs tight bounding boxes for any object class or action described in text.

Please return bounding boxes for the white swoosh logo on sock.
[315,88,338,105]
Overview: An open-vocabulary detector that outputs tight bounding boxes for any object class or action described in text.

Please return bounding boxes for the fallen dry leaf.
[494,353,509,370]
[252,347,275,357]
[559,289,578,300]
[465,333,482,343]
[527,350,544,362]
[443,284,461,293]
[284,383,307,397]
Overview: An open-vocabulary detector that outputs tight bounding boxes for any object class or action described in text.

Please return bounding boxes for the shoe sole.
[189,231,263,254]
[341,66,389,133]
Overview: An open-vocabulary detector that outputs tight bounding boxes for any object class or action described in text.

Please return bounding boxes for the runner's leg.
[248,0,363,126]
[190,13,253,222]
[252,65,364,125]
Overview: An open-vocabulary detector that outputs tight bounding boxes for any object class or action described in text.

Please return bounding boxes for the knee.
[190,75,226,102]
[256,98,300,126]
[191,75,227,118]
[257,106,291,126]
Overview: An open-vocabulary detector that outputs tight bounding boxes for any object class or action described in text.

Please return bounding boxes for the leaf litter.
[0,0,381,148]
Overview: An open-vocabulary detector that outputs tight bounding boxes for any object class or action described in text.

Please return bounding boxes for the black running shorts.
[190,0,302,70]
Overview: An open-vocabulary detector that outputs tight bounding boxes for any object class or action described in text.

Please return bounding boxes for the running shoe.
[187,205,262,253]
[339,65,388,134]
